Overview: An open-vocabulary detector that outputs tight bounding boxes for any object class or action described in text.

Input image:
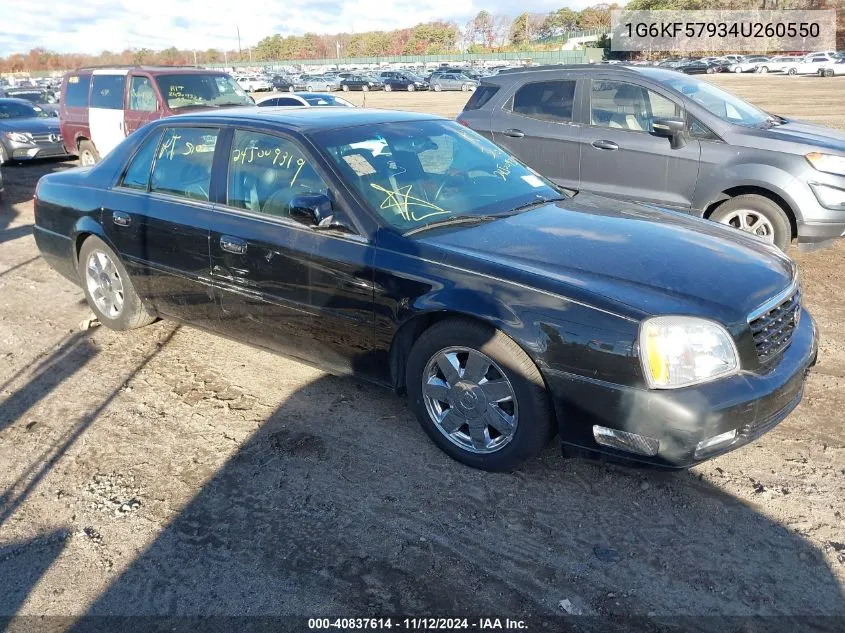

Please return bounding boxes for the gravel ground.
[0,76,843,626]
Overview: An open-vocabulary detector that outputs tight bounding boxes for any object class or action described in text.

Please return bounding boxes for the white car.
[783,53,839,75]
[236,75,272,92]
[256,92,355,108]
[819,58,845,77]
[728,56,770,73]
[755,56,801,73]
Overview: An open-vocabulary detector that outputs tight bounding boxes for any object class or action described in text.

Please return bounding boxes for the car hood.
[0,116,60,134]
[741,119,845,154]
[419,194,795,324]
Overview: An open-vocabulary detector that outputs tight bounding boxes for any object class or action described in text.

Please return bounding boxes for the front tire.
[406,318,554,471]
[824,68,834,77]
[362,85,369,92]
[78,236,155,331]
[385,83,392,92]
[342,84,349,92]
[758,66,768,73]
[408,83,415,92]
[710,194,792,251]
[788,68,798,75]
[78,140,100,166]
[433,84,442,92]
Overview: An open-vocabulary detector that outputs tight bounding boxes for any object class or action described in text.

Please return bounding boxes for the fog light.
[593,425,659,456]
[694,429,737,459]
[810,183,845,209]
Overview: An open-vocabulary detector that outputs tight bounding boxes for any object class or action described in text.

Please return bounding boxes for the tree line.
[0,3,621,73]
[2,0,842,73]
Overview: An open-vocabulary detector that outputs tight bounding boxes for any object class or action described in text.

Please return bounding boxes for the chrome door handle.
[220,235,247,255]
[591,139,620,151]
[503,128,525,138]
[112,211,131,227]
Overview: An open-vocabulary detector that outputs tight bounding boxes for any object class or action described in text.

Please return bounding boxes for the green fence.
[207,48,603,70]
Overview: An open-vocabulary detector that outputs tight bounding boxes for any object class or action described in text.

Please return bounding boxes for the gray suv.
[457,65,845,250]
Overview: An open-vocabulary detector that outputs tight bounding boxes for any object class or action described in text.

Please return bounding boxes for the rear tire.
[433,84,442,92]
[405,318,554,471]
[362,85,369,92]
[342,84,349,92]
[710,194,792,251]
[788,68,797,75]
[78,140,100,166]
[824,68,834,78]
[758,66,768,73]
[408,84,415,92]
[78,236,155,331]
[385,83,392,92]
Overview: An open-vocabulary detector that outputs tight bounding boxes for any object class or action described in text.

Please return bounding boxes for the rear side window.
[91,75,126,110]
[463,85,499,111]
[508,80,576,123]
[65,75,91,108]
[150,127,219,201]
[276,97,304,106]
[121,130,163,190]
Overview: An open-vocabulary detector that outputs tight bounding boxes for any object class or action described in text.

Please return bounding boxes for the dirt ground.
[0,74,843,626]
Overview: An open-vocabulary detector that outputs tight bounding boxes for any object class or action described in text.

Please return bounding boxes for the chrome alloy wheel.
[718,209,776,243]
[422,346,518,454]
[85,249,125,318]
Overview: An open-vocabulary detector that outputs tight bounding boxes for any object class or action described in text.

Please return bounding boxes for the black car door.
[209,127,378,377]
[490,76,583,190]
[103,125,221,325]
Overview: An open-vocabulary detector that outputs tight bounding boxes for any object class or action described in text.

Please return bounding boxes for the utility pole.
[237,25,242,61]
[193,50,198,65]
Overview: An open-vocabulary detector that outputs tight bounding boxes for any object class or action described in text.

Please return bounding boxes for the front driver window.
[129,76,157,112]
[150,127,218,201]
[591,80,681,132]
[227,129,329,218]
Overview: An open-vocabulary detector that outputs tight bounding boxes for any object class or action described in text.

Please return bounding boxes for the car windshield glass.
[0,100,48,119]
[154,74,253,109]
[314,120,563,233]
[648,71,769,126]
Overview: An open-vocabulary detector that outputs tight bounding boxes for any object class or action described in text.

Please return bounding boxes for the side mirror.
[288,193,353,232]
[652,117,688,149]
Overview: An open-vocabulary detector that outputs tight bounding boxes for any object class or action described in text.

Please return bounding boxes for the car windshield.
[0,100,48,119]
[303,95,354,107]
[314,120,563,233]
[154,74,253,109]
[647,71,770,126]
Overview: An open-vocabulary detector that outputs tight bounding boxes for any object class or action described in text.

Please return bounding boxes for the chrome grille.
[748,286,800,363]
[31,133,60,144]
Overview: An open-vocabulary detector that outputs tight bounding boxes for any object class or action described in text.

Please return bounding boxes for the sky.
[0,0,598,56]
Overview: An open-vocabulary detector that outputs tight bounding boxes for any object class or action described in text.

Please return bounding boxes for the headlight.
[5,131,32,144]
[806,152,845,176]
[640,316,739,389]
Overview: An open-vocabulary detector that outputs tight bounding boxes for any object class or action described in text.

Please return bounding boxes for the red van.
[59,66,253,165]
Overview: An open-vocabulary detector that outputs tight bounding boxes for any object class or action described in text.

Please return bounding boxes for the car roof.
[161,106,440,133]
[0,97,38,106]
[65,66,227,76]
[482,64,681,85]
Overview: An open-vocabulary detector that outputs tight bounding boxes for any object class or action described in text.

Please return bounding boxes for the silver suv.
[457,65,845,250]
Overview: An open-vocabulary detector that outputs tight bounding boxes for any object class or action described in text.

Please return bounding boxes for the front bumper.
[3,137,70,161]
[543,309,818,468]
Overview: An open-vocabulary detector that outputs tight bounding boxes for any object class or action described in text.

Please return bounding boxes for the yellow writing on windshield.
[494,156,520,181]
[370,183,450,223]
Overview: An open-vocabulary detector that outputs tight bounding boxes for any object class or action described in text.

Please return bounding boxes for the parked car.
[309,75,343,92]
[756,56,802,73]
[4,87,60,116]
[59,66,253,165]
[0,98,71,164]
[340,75,384,91]
[729,56,770,73]
[378,71,429,92]
[457,65,845,250]
[270,75,295,92]
[430,73,478,92]
[32,107,817,471]
[783,53,838,75]
[819,58,845,77]
[678,60,723,75]
[236,75,272,92]
[256,92,354,107]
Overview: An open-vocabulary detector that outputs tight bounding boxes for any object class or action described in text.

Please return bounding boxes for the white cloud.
[0,0,594,55]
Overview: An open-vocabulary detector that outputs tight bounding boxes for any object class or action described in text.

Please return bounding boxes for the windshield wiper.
[403,215,500,236]
[506,197,567,214]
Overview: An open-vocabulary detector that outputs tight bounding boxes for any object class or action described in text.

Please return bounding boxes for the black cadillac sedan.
[33,108,817,471]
